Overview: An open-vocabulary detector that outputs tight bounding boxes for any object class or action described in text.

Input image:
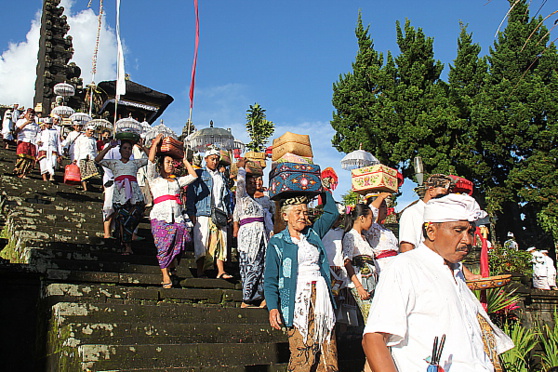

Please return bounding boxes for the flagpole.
[89,0,104,117]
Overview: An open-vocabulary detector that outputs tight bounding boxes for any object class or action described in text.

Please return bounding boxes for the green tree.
[245,103,275,152]
[331,12,392,162]
[473,0,558,246]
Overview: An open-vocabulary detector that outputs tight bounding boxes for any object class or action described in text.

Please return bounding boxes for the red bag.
[64,163,81,184]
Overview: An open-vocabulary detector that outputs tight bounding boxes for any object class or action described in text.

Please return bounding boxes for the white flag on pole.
[116,0,126,98]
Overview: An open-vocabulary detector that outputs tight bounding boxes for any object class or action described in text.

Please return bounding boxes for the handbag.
[64,163,81,184]
[210,176,228,228]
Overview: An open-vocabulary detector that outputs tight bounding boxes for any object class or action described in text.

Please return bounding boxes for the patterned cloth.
[239,244,266,304]
[287,283,339,372]
[79,159,99,181]
[349,255,377,322]
[14,141,37,175]
[151,218,191,269]
[114,201,145,244]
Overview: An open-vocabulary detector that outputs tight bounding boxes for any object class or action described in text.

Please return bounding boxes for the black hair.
[343,204,372,234]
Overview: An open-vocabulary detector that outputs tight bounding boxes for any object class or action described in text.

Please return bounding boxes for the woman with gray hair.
[264,189,340,371]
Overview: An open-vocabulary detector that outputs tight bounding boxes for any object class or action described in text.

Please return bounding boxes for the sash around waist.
[153,194,182,205]
[239,217,264,226]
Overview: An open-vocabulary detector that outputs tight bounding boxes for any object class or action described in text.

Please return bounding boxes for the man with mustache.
[362,194,513,372]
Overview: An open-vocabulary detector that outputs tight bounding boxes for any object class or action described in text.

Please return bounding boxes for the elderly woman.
[95,139,147,255]
[233,158,272,308]
[147,134,197,288]
[13,108,40,179]
[264,190,340,372]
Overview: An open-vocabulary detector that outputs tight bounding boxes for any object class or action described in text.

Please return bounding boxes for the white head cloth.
[540,250,548,254]
[85,124,96,131]
[51,114,61,120]
[526,247,537,252]
[205,146,220,158]
[424,193,487,223]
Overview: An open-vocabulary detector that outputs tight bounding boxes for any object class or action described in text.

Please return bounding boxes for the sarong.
[151,219,191,269]
[14,141,36,175]
[193,216,228,270]
[79,159,99,181]
[114,201,144,244]
[39,151,58,175]
[287,284,339,372]
[238,238,266,303]
[350,255,377,323]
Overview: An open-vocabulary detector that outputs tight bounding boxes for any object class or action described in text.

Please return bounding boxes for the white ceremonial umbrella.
[69,113,92,126]
[341,149,380,170]
[115,116,142,135]
[51,105,75,118]
[144,122,178,146]
[53,82,75,97]
[183,121,235,152]
[88,119,113,133]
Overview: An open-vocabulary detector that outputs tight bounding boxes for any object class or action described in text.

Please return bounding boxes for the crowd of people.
[4,103,558,371]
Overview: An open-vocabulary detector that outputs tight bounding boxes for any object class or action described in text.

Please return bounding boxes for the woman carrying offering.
[233,157,271,308]
[342,204,376,322]
[95,139,147,255]
[365,192,399,275]
[147,134,197,288]
[264,187,340,372]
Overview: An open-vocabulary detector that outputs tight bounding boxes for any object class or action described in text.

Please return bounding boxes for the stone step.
[44,268,240,289]
[29,247,162,266]
[52,303,269,326]
[60,321,286,345]
[43,283,242,306]
[76,342,290,371]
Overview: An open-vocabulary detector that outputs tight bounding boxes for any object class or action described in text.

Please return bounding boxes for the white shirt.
[398,200,425,247]
[364,244,513,372]
[15,118,39,143]
[342,229,375,261]
[74,135,97,161]
[37,128,62,154]
[207,167,225,211]
[322,227,345,267]
[147,161,196,223]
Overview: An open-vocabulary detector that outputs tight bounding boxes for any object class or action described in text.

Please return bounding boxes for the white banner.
[115,0,126,98]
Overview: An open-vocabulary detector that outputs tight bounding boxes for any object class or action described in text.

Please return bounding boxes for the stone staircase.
[0,146,365,371]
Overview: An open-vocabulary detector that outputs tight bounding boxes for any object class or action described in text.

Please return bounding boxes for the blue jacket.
[263,191,339,327]
[186,168,233,218]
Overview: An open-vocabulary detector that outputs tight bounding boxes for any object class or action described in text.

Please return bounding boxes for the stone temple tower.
[34,0,85,116]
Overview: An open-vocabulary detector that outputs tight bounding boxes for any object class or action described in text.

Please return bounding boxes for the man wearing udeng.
[363,194,513,372]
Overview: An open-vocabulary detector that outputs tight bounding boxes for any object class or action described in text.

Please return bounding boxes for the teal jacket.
[263,191,339,327]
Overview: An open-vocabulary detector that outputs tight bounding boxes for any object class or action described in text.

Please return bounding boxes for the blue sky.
[0,0,541,208]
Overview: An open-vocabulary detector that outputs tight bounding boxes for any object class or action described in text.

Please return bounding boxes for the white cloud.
[0,11,41,107]
[0,0,117,107]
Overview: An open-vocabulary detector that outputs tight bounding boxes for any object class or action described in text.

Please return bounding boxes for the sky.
[0,0,545,209]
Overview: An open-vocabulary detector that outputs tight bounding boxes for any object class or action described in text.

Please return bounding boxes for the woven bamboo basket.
[466,274,512,291]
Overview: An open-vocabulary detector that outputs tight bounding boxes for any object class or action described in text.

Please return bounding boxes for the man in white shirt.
[186,147,233,279]
[37,117,62,181]
[398,174,452,252]
[363,194,513,372]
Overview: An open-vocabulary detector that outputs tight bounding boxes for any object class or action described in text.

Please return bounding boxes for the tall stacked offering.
[269,132,321,200]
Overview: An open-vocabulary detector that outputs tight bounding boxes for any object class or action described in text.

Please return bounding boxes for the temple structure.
[33,0,85,116]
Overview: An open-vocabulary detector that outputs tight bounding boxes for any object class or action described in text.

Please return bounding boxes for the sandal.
[121,251,133,256]
[217,273,233,280]
[161,282,172,289]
